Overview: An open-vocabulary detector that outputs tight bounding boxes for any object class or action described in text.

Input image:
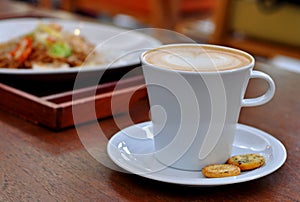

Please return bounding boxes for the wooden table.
[0,1,299,201]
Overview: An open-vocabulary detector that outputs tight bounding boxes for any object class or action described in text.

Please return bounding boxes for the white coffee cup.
[140,44,275,171]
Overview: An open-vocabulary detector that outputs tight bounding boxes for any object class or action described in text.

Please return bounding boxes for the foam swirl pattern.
[144,46,251,72]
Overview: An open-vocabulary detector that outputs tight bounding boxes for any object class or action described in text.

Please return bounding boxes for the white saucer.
[107,121,287,186]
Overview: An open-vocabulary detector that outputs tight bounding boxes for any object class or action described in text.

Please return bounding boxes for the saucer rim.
[107,121,287,186]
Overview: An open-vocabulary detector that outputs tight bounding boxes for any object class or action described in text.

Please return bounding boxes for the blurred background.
[7,0,300,71]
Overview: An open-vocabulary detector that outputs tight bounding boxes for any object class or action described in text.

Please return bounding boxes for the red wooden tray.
[0,76,148,130]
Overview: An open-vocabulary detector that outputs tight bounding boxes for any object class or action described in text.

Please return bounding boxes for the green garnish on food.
[48,42,71,58]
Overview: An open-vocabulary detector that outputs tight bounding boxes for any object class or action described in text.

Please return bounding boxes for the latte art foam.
[143,45,252,72]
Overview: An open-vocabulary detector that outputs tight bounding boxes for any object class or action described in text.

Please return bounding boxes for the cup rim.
[140,43,255,74]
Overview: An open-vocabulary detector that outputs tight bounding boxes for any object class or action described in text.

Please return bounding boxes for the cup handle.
[242,70,275,107]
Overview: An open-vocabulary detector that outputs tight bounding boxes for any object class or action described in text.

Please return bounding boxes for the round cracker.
[202,164,241,178]
[227,154,265,171]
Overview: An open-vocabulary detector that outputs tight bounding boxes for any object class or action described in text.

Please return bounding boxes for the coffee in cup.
[143,45,252,72]
[141,44,275,171]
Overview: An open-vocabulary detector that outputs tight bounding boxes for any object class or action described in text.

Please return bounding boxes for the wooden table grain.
[0,1,299,201]
[1,63,299,201]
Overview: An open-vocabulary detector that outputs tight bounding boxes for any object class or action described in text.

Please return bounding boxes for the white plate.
[107,121,287,186]
[0,18,161,75]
